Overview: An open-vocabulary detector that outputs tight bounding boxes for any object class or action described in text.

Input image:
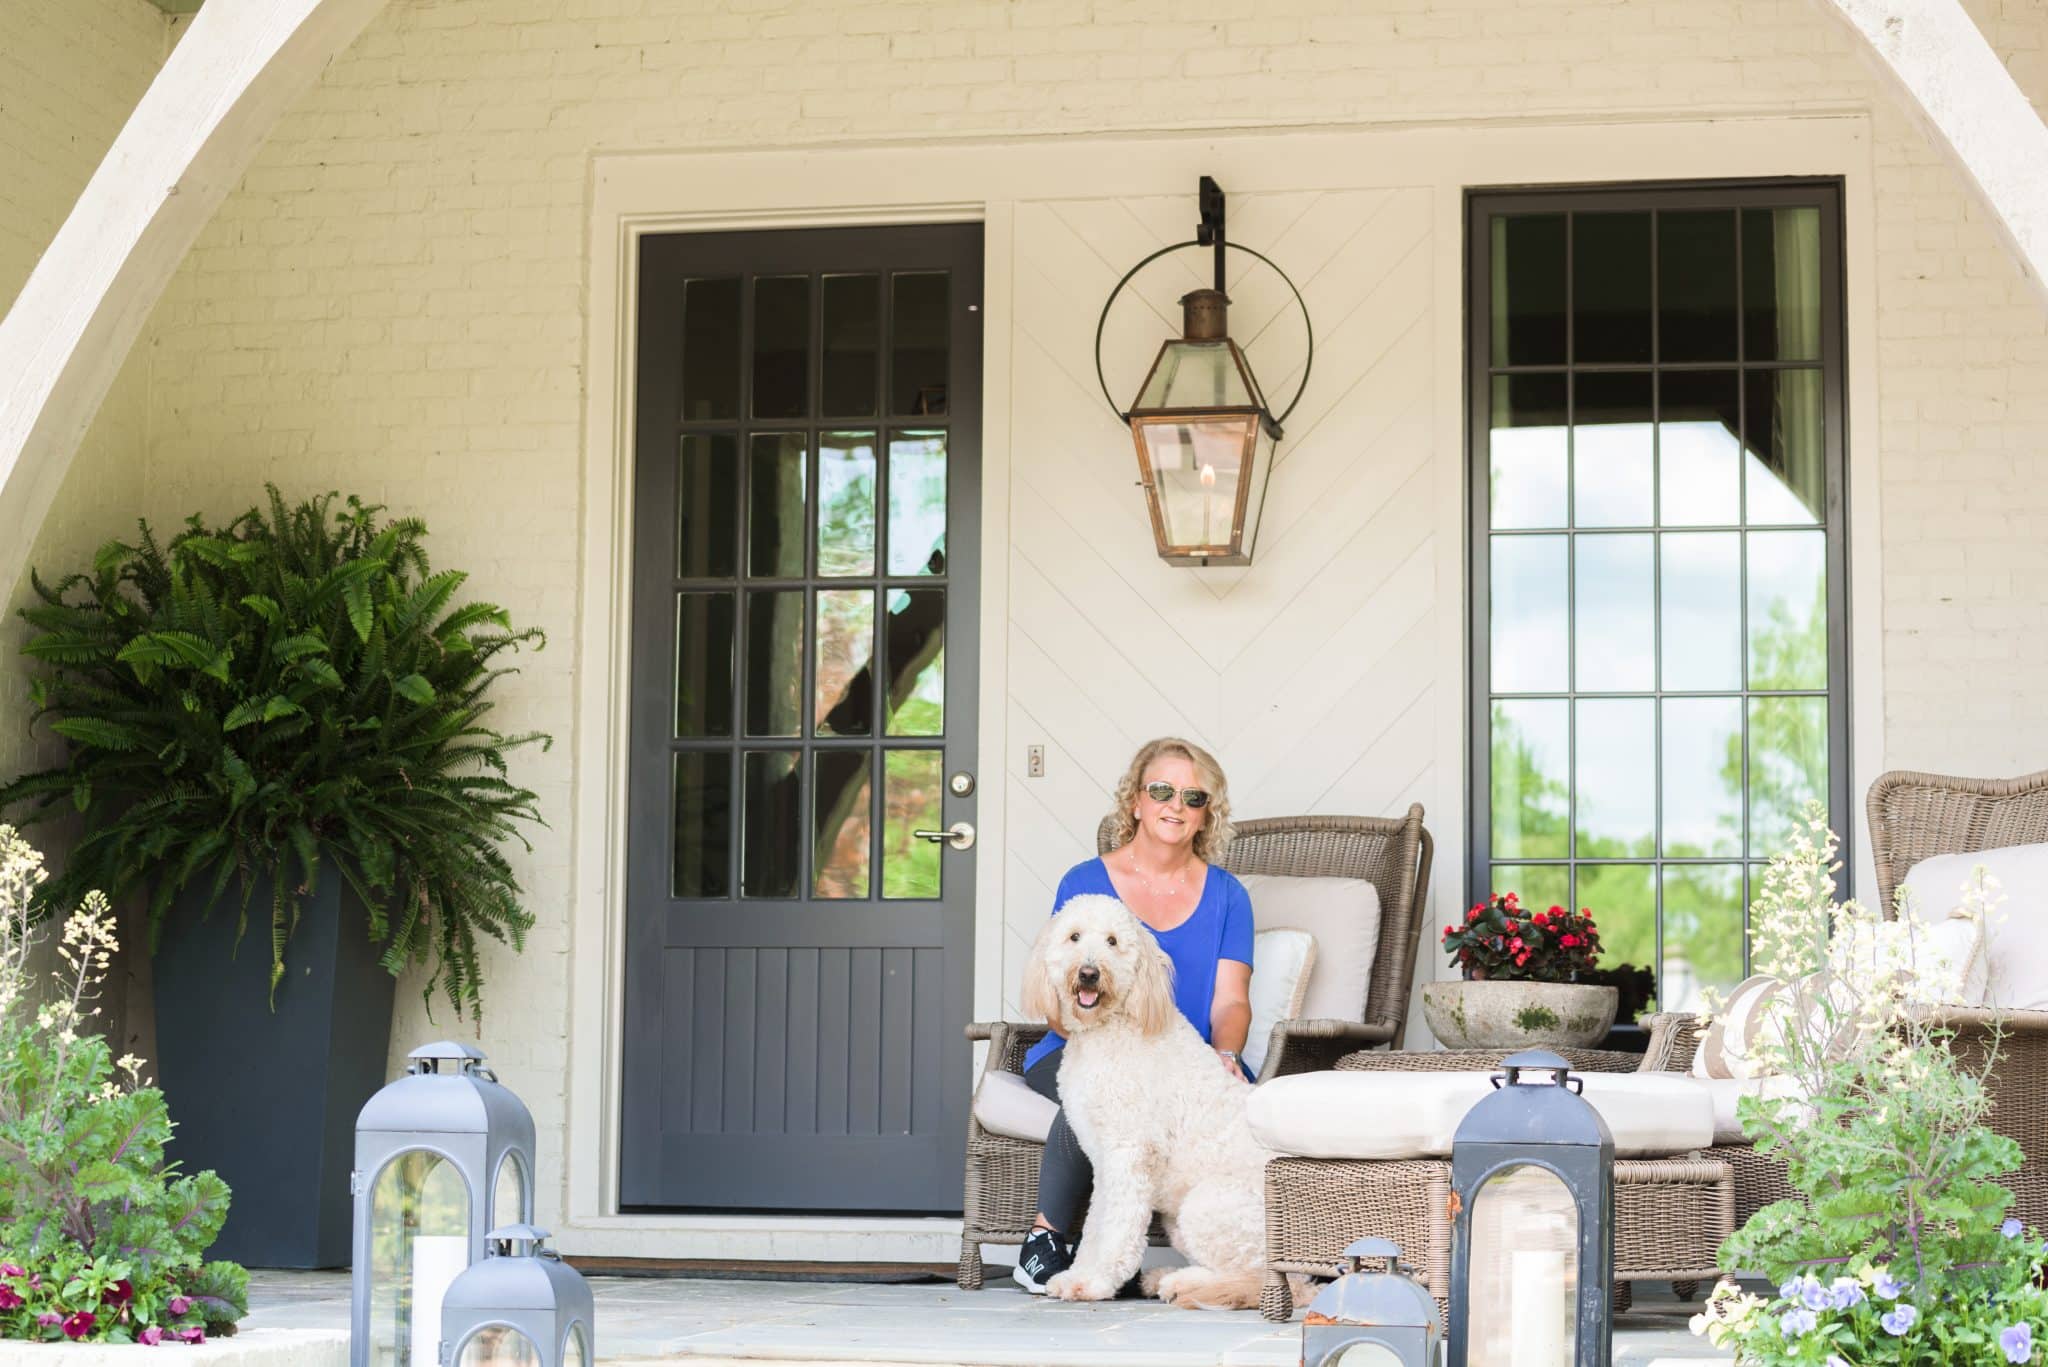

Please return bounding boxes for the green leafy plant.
[0,488,548,1017]
[1691,804,2045,1365]
[0,825,246,1343]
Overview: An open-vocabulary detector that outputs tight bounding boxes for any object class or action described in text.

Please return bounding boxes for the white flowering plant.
[0,825,245,1343]
[1692,803,2046,1365]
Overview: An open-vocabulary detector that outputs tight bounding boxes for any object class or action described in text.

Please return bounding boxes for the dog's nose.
[1077,964,1100,987]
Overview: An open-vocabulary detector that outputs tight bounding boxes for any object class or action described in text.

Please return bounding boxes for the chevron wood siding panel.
[1000,189,1437,1011]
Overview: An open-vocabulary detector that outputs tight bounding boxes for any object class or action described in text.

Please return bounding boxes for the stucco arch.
[0,0,386,599]
[1818,0,2048,311]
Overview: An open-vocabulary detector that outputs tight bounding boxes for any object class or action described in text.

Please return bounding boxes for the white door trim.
[565,113,1879,1259]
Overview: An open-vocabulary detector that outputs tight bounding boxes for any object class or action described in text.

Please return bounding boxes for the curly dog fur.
[1022,893,1278,1310]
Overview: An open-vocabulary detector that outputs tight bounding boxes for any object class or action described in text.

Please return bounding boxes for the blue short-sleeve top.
[1021,857,1255,1074]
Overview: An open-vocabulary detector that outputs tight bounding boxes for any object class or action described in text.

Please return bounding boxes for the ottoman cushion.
[1249,1069,1714,1159]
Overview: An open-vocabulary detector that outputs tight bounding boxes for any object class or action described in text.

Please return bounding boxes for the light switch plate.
[1027,745,1045,778]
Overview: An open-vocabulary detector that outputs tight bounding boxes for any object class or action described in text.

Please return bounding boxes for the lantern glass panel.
[1138,417,1257,549]
[1335,1343,1409,1367]
[1466,1163,1578,1367]
[455,1325,543,1367]
[368,1151,471,1367]
[492,1151,529,1227]
[1136,339,1255,410]
[563,1324,590,1367]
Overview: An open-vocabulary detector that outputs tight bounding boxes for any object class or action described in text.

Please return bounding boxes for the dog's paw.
[1046,1270,1116,1301]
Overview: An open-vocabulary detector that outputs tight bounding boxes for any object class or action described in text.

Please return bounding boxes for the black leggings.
[1024,1050,1091,1235]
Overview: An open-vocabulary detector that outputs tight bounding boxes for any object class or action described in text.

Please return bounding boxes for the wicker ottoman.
[1250,1070,1735,1323]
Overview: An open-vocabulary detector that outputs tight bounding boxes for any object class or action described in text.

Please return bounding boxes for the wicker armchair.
[956,807,1433,1291]
[1636,768,2048,1231]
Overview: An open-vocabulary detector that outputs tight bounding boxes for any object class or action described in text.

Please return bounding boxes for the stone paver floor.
[246,1268,1731,1366]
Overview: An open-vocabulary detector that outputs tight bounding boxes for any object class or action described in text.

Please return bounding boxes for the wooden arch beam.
[1818,0,2048,311]
[0,0,386,597]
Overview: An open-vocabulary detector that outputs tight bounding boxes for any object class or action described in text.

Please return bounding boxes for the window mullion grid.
[1563,210,1578,915]
[1735,214,1754,972]
[1649,207,1663,988]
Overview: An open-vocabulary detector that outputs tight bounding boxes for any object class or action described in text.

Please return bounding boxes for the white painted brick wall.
[10,0,2048,1234]
[0,0,165,893]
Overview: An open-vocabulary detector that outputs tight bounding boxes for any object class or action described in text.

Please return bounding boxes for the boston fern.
[0,488,549,1018]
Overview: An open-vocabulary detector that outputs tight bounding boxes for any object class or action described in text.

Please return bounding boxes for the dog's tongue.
[1077,988,1101,1008]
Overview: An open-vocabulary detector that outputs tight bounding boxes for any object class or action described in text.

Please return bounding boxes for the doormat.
[562,1256,955,1284]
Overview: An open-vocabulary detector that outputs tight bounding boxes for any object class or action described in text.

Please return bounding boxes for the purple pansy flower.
[1801,1278,1832,1312]
[2002,1323,2034,1364]
[35,1311,60,1328]
[178,1326,205,1345]
[167,1295,191,1317]
[61,1311,95,1340]
[2006,1218,2026,1239]
[138,1326,165,1346]
[1826,1356,1851,1367]
[1874,1268,1907,1299]
[1780,1276,1803,1302]
[0,1263,24,1278]
[1882,1304,1919,1336]
[1830,1278,1866,1310]
[1781,1308,1819,1337]
[0,1286,20,1311]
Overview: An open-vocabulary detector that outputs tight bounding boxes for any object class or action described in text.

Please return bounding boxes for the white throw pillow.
[1244,928,1317,1076]
[1900,843,2048,1008]
[1236,873,1381,1023]
[1829,910,1987,1008]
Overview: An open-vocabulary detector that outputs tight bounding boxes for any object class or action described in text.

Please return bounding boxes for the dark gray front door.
[620,224,981,1213]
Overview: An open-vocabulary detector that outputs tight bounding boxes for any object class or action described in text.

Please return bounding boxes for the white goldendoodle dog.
[1021,893,1279,1310]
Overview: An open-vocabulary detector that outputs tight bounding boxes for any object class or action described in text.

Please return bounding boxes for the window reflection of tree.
[741,568,945,900]
[1487,574,1826,1008]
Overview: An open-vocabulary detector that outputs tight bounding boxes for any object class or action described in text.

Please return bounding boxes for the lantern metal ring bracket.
[1092,237,1314,442]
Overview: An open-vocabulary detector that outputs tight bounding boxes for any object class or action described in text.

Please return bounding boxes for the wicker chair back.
[1867,768,2048,911]
[1094,807,1432,1044]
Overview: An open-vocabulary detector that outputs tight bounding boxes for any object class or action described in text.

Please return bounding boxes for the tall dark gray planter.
[153,869,395,1269]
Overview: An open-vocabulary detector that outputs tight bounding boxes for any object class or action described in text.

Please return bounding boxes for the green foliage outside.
[0,826,245,1345]
[1485,573,1830,1002]
[0,489,549,1018]
[1693,808,2047,1367]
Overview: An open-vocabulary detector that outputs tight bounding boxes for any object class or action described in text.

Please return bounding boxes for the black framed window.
[1466,182,1848,1014]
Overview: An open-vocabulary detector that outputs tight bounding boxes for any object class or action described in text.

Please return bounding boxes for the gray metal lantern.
[1447,1051,1614,1367]
[438,1225,593,1367]
[1302,1237,1443,1367]
[352,1042,538,1367]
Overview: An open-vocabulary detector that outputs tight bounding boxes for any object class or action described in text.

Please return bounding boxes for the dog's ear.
[1020,915,1064,1027]
[1128,935,1179,1037]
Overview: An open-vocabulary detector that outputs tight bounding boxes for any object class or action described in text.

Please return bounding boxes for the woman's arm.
[1210,959,1252,1071]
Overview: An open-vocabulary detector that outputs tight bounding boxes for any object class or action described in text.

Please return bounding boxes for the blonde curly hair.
[1106,737,1234,865]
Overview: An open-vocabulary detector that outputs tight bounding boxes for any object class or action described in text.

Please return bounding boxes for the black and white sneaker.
[1012,1228,1073,1294]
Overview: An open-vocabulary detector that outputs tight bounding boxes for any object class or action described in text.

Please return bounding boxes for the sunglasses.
[1143,781,1211,809]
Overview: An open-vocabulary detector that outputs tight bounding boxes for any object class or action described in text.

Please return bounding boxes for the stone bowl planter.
[1421,980,1619,1049]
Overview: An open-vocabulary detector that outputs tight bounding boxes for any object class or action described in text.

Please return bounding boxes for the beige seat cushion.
[1901,843,2048,1008]
[1245,928,1318,1076]
[973,1069,1058,1144]
[1695,1074,1809,1146]
[1248,1069,1714,1160]
[1237,872,1380,1022]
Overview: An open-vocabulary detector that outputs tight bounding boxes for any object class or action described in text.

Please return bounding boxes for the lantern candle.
[1200,462,1217,545]
[1510,1249,1569,1367]
[411,1235,469,1367]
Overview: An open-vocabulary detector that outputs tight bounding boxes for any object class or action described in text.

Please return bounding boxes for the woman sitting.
[1012,736,1255,1294]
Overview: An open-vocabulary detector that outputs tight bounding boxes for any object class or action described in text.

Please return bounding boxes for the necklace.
[1127,850,1194,900]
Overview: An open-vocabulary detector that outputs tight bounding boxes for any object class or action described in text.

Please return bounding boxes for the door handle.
[912,821,977,851]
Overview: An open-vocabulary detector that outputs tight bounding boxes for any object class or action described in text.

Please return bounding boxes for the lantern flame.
[1200,462,1216,487]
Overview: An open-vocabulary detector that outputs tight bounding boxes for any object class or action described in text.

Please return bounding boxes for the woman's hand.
[1214,1047,1242,1078]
